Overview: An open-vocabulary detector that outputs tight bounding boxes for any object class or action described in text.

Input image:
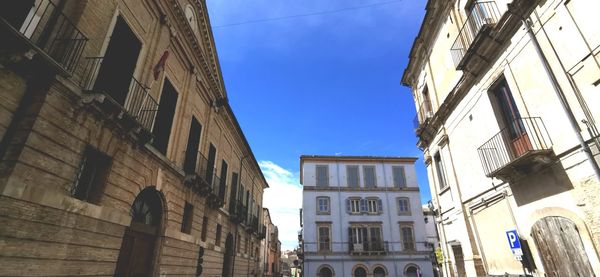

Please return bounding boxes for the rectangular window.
[316,165,329,187]
[434,152,448,190]
[400,223,416,251]
[218,160,228,200]
[349,224,383,252]
[152,79,178,155]
[318,225,331,252]
[181,202,194,234]
[397,197,411,215]
[71,146,112,204]
[236,232,241,253]
[317,196,330,215]
[367,198,377,214]
[346,165,360,187]
[216,224,222,247]
[347,198,361,214]
[201,216,208,241]
[392,166,407,188]
[363,165,376,188]
[205,144,217,184]
[228,172,239,209]
[183,117,202,174]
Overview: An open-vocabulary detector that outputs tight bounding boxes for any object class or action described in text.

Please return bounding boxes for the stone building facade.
[402,0,600,276]
[301,155,434,277]
[0,0,268,276]
[260,208,282,277]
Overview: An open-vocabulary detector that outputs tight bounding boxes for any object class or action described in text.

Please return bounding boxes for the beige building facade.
[0,0,268,276]
[260,208,282,277]
[402,0,600,276]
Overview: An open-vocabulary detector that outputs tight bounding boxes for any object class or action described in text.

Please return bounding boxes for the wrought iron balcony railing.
[348,240,389,255]
[478,117,554,178]
[1,0,88,73]
[451,1,501,69]
[79,57,158,131]
[414,99,434,130]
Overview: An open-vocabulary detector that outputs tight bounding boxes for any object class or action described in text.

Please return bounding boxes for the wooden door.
[221,234,234,277]
[531,216,595,277]
[452,245,466,277]
[115,228,156,277]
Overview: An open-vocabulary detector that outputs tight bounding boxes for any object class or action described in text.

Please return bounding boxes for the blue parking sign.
[506,229,521,250]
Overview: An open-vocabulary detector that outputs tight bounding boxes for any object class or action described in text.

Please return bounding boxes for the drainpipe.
[522,17,600,181]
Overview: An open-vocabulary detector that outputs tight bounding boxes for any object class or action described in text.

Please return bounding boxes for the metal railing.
[348,240,389,254]
[228,199,248,222]
[3,0,88,73]
[414,99,434,129]
[78,57,158,131]
[478,117,552,176]
[451,1,501,68]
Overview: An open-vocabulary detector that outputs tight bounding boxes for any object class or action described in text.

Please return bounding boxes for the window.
[218,160,228,200]
[373,266,386,277]
[245,236,248,253]
[346,165,360,187]
[236,233,241,253]
[205,144,217,184]
[316,165,329,187]
[349,224,384,252]
[354,267,367,277]
[363,166,376,188]
[397,197,411,215]
[215,224,222,246]
[318,267,333,277]
[201,216,208,241]
[366,198,383,214]
[183,117,202,174]
[400,223,416,251]
[228,172,239,209]
[181,202,194,234]
[316,196,330,215]
[392,166,407,188]
[71,146,112,204]
[346,198,361,214]
[152,79,179,155]
[318,224,331,252]
[434,152,448,189]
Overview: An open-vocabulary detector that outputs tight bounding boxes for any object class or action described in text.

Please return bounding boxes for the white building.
[300,155,434,277]
[402,0,600,276]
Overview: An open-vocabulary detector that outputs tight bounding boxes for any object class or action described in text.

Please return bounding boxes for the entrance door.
[115,187,162,277]
[531,216,595,276]
[221,234,234,277]
[452,245,466,277]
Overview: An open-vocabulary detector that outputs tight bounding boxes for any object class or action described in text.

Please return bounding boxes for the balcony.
[414,99,434,132]
[78,57,158,143]
[251,215,259,234]
[228,199,248,223]
[478,117,556,182]
[182,153,224,208]
[348,241,389,255]
[0,1,88,74]
[451,1,501,70]
[258,225,267,240]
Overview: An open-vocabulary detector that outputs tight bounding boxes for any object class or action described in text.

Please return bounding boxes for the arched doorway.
[531,216,594,276]
[221,234,234,277]
[405,265,419,277]
[353,266,367,277]
[373,266,386,277]
[115,187,163,276]
[318,266,333,277]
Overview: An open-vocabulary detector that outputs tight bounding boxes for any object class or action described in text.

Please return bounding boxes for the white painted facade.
[301,156,434,277]
[402,0,600,276]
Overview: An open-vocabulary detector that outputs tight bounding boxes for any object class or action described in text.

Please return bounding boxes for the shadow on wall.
[512,163,574,206]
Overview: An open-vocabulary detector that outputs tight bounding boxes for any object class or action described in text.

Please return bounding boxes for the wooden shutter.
[359,198,367,213]
[363,166,376,187]
[346,165,359,187]
[392,166,406,188]
[377,198,383,213]
[316,165,329,187]
[346,198,351,214]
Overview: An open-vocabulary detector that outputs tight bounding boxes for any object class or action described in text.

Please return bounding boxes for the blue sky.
[206,0,427,251]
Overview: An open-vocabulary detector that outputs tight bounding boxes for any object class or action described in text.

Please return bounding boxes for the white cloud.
[259,161,303,251]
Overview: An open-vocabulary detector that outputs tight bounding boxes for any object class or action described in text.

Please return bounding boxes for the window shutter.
[364,166,376,187]
[377,198,383,213]
[316,165,328,187]
[346,198,351,214]
[359,198,367,213]
[393,166,407,188]
[347,166,359,187]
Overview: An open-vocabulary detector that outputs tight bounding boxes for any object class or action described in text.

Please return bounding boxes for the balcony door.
[94,16,141,106]
[1,0,36,31]
[349,227,368,251]
[492,78,531,157]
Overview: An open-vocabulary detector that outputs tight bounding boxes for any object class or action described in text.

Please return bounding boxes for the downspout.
[522,16,600,181]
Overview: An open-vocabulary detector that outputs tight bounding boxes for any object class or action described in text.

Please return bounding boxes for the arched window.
[318,266,333,277]
[405,265,419,277]
[374,266,386,277]
[130,187,162,227]
[353,267,367,277]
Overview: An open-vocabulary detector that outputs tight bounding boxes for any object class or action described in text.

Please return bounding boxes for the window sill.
[316,212,331,215]
[438,185,451,195]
